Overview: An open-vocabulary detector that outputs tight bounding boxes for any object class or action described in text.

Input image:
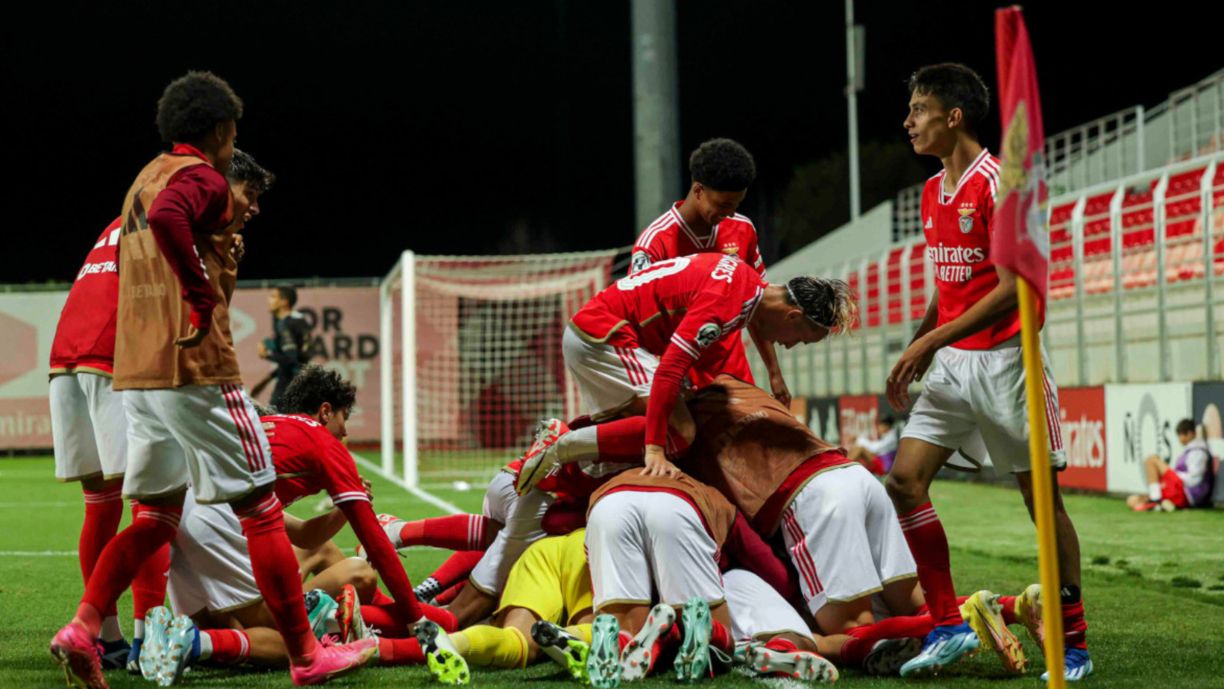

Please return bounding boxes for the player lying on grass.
[686,376,1035,676]
[134,366,454,685]
[582,467,837,686]
[47,148,274,673]
[631,137,789,405]
[888,62,1090,679]
[516,252,853,494]
[415,529,595,686]
[1127,418,1216,512]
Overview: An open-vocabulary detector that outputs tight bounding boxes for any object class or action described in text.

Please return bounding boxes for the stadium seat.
[886,248,904,325]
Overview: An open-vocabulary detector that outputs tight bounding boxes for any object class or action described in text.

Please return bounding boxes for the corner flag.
[994,7,1067,687]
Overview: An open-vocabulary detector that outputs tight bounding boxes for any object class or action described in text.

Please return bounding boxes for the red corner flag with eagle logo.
[993,6,1048,301]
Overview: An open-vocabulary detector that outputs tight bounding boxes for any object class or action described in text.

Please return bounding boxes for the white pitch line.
[0,550,78,556]
[351,453,464,516]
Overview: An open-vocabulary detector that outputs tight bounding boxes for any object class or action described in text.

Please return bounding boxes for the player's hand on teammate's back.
[642,445,681,478]
[175,325,210,349]
[770,374,792,409]
[887,335,938,409]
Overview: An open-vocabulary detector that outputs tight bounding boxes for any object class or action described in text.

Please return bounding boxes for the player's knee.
[350,560,378,594]
[884,472,921,508]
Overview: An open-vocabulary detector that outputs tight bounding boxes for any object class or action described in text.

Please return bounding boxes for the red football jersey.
[263,414,369,507]
[49,217,123,376]
[631,202,766,278]
[921,149,1040,350]
[571,253,766,365]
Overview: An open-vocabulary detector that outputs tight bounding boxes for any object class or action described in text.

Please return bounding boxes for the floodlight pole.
[631,0,682,234]
[846,0,862,220]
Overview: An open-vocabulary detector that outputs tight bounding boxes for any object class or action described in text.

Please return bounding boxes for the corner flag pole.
[994,7,1065,684]
[1017,277,1066,688]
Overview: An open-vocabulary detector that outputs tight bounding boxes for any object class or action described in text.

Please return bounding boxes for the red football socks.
[75,502,181,638]
[1063,600,1088,650]
[422,603,458,633]
[235,493,317,661]
[79,487,122,588]
[997,595,1019,625]
[202,629,250,664]
[430,550,484,589]
[435,580,465,605]
[847,614,934,642]
[360,605,404,637]
[400,514,495,550]
[709,620,734,657]
[377,636,425,665]
[130,503,169,621]
[898,502,963,626]
[839,635,873,666]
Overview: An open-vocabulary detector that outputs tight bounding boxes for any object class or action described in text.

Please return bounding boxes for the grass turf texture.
[1,456,1222,688]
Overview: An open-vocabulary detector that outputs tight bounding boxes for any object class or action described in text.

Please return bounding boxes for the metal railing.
[756,151,1224,397]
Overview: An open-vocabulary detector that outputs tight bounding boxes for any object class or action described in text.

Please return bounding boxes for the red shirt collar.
[170,142,212,164]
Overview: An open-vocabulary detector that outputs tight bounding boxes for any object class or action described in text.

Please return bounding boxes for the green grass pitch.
[2,456,1222,688]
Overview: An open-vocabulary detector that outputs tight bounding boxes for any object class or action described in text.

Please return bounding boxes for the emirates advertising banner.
[1056,387,1108,492]
[0,286,384,450]
[1104,383,1193,495]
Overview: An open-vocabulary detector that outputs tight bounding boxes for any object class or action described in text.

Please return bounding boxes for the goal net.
[380,249,627,487]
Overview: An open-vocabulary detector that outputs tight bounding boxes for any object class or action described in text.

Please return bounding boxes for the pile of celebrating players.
[46,66,1091,688]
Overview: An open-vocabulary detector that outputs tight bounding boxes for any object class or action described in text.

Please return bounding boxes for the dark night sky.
[4,1,1219,283]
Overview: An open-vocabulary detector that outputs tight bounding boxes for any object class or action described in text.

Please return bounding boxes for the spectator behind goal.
[258,285,312,409]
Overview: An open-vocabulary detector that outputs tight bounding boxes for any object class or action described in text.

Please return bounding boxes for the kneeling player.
[417,528,595,685]
[136,367,451,684]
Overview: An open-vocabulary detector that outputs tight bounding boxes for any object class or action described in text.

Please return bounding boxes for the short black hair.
[156,71,243,144]
[908,63,990,137]
[226,149,276,194]
[280,365,356,416]
[785,276,857,333]
[879,416,895,429]
[689,138,756,192]
[1176,419,1196,437]
[275,284,298,308]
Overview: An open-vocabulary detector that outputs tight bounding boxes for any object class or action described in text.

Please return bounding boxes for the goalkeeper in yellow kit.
[416,528,596,685]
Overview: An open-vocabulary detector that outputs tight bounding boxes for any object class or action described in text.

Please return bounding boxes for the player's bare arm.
[889,266,1017,408]
[282,510,349,550]
[748,321,790,407]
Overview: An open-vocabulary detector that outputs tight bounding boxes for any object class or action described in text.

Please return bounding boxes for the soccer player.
[582,466,838,686]
[138,366,453,683]
[49,213,168,671]
[50,72,375,688]
[416,529,595,686]
[1127,418,1216,511]
[686,375,1029,676]
[516,253,854,494]
[885,63,1090,680]
[631,138,788,402]
[47,147,274,673]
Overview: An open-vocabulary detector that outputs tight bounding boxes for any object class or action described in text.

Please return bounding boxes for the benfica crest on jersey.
[720,242,739,255]
[957,204,976,234]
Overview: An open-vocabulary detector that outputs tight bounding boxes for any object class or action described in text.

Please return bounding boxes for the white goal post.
[380,249,627,487]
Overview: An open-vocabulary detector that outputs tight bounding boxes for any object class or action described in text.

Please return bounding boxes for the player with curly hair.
[631,138,791,403]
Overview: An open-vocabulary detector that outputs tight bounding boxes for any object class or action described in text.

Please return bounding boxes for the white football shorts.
[50,373,127,482]
[901,340,1067,474]
[586,490,724,610]
[122,383,275,504]
[562,326,658,419]
[779,464,917,615]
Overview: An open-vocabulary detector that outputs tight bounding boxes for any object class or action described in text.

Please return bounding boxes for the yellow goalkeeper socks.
[453,625,528,668]
[564,623,593,645]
